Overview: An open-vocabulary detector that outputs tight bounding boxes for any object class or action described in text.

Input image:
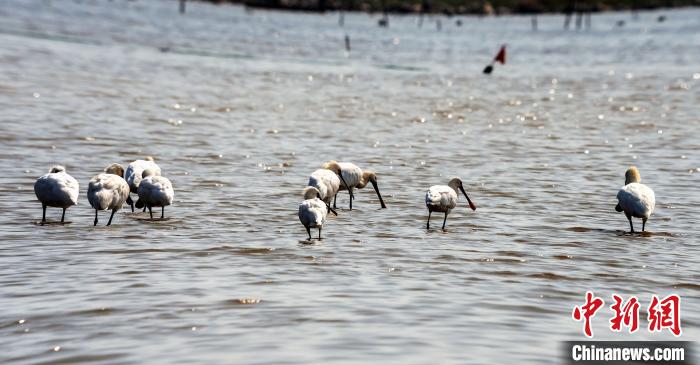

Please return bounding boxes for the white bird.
[124,157,161,212]
[307,168,350,212]
[136,169,174,220]
[87,163,130,226]
[615,166,655,233]
[322,161,386,210]
[298,186,336,240]
[425,177,477,230]
[34,166,79,224]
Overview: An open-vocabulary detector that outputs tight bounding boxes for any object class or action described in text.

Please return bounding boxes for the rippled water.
[1,1,699,364]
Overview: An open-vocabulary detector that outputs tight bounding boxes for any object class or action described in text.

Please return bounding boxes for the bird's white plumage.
[425,185,458,212]
[617,182,655,219]
[308,169,340,204]
[87,173,130,211]
[138,176,174,208]
[34,167,79,208]
[298,197,328,229]
[337,162,362,191]
[125,159,161,193]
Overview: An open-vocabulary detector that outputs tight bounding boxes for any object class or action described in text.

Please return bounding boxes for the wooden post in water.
[378,0,389,27]
[563,0,575,30]
[179,0,186,14]
[575,11,583,30]
[418,0,430,28]
[585,12,591,29]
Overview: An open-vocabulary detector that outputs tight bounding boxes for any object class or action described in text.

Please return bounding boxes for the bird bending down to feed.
[425,177,476,230]
[615,166,655,233]
[136,169,174,220]
[87,163,130,226]
[298,186,337,240]
[322,161,386,210]
[125,156,161,212]
[308,168,344,213]
[34,165,79,224]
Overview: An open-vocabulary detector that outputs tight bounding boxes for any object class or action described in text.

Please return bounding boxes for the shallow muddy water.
[0,1,698,364]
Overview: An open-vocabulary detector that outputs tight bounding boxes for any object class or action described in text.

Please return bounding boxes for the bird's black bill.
[371,181,387,208]
[326,203,338,216]
[339,174,354,200]
[483,64,493,74]
[459,186,476,211]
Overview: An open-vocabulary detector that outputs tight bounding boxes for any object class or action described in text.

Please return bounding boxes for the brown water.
[0,1,698,364]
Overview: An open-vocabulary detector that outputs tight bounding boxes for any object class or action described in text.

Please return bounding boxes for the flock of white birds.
[298,163,655,240]
[33,157,174,226]
[34,159,655,238]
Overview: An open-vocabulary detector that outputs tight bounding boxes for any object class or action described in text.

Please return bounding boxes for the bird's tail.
[615,203,623,212]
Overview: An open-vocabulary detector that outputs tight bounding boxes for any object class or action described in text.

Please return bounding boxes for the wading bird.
[322,161,386,210]
[136,169,174,220]
[307,168,353,212]
[615,166,655,233]
[298,186,336,240]
[34,166,79,224]
[425,178,476,230]
[125,157,161,212]
[87,163,130,226]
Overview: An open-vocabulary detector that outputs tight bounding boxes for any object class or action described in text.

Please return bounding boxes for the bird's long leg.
[306,226,311,240]
[42,204,46,224]
[318,227,322,240]
[161,206,165,219]
[642,218,647,232]
[427,210,431,230]
[148,206,153,220]
[333,194,337,209]
[107,210,115,226]
[61,208,66,223]
[142,205,147,212]
[127,195,134,212]
[349,189,353,210]
[94,209,99,226]
[626,214,634,233]
[442,212,448,230]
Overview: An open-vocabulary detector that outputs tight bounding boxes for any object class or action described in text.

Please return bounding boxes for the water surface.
[0,1,698,364]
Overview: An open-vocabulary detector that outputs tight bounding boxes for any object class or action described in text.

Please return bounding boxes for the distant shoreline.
[197,0,699,15]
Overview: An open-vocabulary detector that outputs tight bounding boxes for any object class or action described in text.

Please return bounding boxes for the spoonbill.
[136,169,174,220]
[125,157,161,212]
[298,186,337,240]
[34,165,79,224]
[322,161,386,210]
[87,163,130,226]
[425,177,476,230]
[615,166,655,233]
[307,167,353,212]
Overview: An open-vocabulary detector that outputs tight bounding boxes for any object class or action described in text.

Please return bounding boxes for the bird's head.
[625,166,641,185]
[142,169,157,179]
[49,165,66,173]
[104,163,125,178]
[448,177,476,211]
[360,171,386,208]
[322,160,342,175]
[303,186,321,200]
